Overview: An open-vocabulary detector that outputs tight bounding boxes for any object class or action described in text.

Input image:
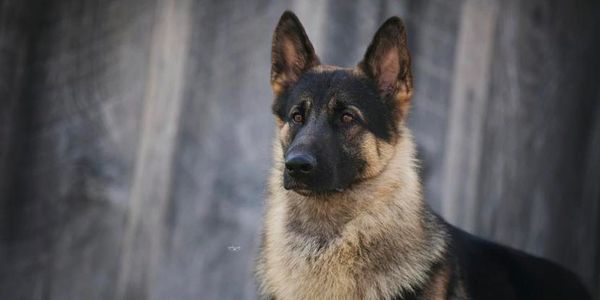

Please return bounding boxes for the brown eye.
[341,112,354,124]
[292,112,303,124]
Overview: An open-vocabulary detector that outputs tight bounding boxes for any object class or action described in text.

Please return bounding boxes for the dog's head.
[270,11,413,196]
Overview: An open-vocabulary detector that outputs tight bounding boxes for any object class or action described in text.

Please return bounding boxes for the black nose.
[285,153,316,176]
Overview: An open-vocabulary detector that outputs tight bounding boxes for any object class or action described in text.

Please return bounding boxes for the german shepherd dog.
[255,11,591,300]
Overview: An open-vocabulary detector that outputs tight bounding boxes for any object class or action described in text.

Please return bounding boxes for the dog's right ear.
[271,11,320,96]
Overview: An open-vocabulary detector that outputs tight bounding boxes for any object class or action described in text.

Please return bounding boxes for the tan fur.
[420,264,451,300]
[360,132,395,179]
[272,81,286,97]
[394,79,413,119]
[256,126,449,300]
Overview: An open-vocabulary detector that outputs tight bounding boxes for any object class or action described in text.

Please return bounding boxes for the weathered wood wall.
[1,0,598,299]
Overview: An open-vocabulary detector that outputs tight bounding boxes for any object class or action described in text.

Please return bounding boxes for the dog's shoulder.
[448,226,590,300]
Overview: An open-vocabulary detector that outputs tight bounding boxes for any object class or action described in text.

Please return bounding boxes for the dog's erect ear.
[358,17,413,118]
[271,11,320,96]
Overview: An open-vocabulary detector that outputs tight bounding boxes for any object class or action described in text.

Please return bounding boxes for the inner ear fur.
[271,11,320,97]
[358,16,413,119]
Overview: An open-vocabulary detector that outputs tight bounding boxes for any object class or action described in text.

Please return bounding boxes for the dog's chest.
[265,236,367,300]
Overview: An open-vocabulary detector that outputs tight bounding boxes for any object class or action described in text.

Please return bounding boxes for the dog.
[255,11,591,300]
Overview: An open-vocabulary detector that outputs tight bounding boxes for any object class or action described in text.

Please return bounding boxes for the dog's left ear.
[271,11,320,96]
[358,17,413,118]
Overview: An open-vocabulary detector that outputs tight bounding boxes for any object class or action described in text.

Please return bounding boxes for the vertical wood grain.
[115,0,191,299]
[442,0,498,231]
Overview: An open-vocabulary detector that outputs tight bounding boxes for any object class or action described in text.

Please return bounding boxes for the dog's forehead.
[291,67,375,109]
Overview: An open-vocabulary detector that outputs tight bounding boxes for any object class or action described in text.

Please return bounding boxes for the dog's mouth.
[284,180,345,197]
[291,188,318,197]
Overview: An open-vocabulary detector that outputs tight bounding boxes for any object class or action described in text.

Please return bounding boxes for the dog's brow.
[327,96,338,110]
[347,105,365,121]
[298,94,313,108]
[291,99,311,114]
[299,92,312,101]
[327,97,353,110]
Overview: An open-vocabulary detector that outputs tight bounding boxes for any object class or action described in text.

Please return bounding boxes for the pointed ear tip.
[279,10,299,23]
[386,16,404,24]
[282,10,296,17]
[275,11,304,33]
[382,16,407,30]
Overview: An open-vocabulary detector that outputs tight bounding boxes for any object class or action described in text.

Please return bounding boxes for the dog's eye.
[341,112,354,124]
[292,112,303,124]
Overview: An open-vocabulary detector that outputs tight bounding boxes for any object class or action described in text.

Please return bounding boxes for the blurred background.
[1,0,599,299]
